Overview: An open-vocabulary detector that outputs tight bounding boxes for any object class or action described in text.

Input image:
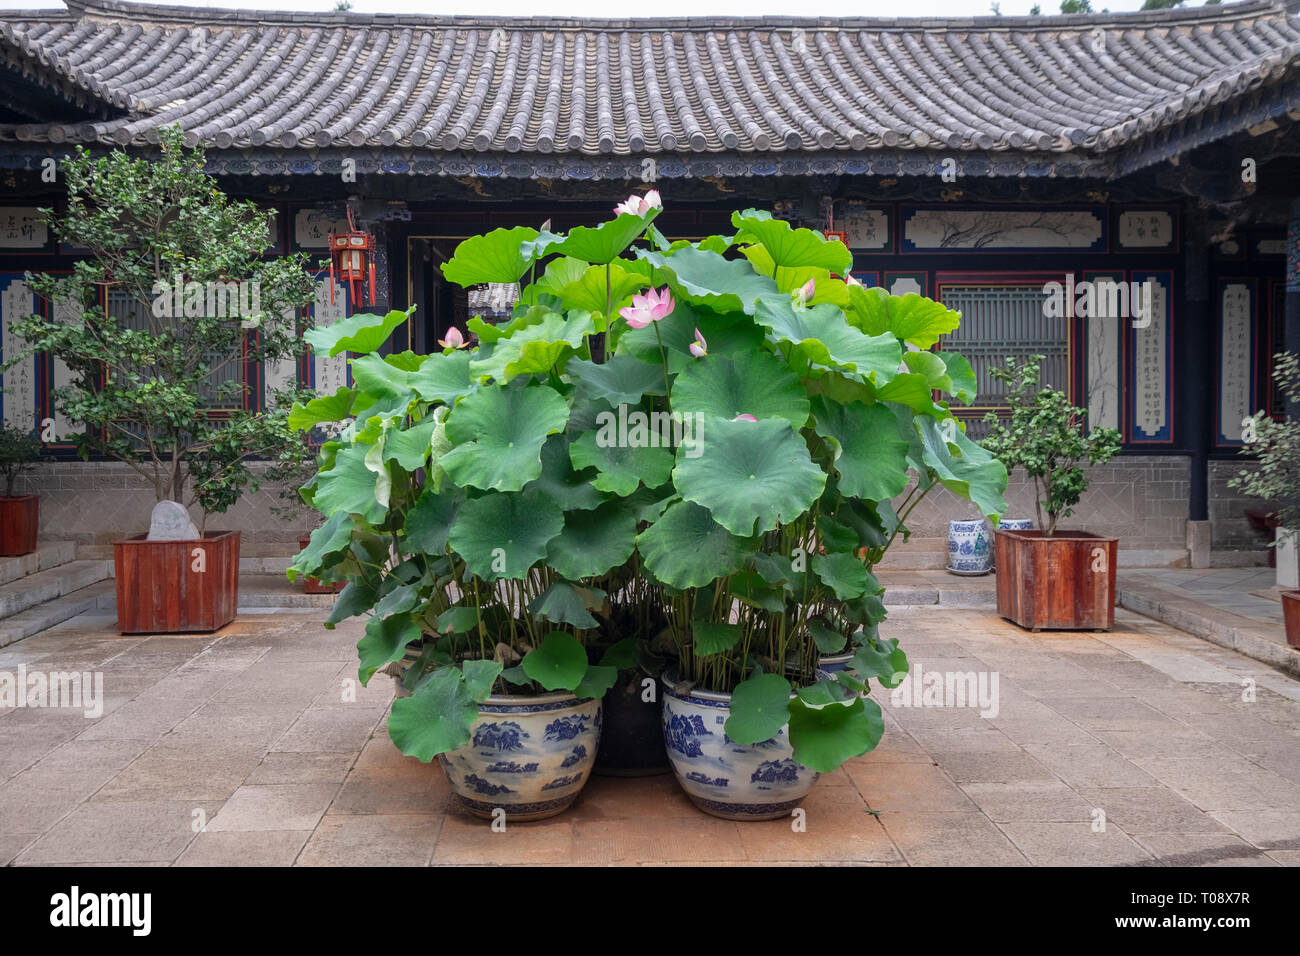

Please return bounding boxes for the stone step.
[0,579,115,648]
[0,559,115,622]
[87,573,339,613]
[0,540,78,587]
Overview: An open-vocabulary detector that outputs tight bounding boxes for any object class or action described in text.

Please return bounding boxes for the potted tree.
[0,425,42,556]
[982,355,1123,630]
[292,198,1009,820]
[1231,351,1300,648]
[13,127,316,634]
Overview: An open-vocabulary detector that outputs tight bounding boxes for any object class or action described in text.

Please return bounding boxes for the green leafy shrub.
[292,198,1008,772]
[981,354,1121,536]
[1230,352,1300,531]
[0,425,41,498]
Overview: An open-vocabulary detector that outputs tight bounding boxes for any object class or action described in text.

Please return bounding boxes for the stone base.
[1186,519,1211,569]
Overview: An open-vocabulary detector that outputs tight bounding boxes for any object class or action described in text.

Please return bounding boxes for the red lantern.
[328,209,377,308]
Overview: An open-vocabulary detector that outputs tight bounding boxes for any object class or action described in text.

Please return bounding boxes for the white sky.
[0,0,1157,20]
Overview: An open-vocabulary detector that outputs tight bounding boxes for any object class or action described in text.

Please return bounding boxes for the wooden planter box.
[994,529,1118,631]
[0,495,38,556]
[298,535,345,594]
[1282,591,1300,650]
[113,531,240,635]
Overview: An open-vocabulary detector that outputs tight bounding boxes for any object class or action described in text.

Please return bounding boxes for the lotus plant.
[289,197,1007,786]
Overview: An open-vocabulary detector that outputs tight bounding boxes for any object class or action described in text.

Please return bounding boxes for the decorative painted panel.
[293,207,349,251]
[837,204,890,251]
[1116,210,1176,250]
[1083,270,1122,432]
[1217,279,1256,447]
[49,295,81,441]
[0,274,36,431]
[0,207,49,250]
[311,280,349,397]
[1127,270,1173,444]
[900,207,1105,253]
[848,271,879,289]
[884,272,926,297]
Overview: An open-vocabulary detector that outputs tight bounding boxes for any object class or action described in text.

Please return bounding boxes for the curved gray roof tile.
[0,0,1295,159]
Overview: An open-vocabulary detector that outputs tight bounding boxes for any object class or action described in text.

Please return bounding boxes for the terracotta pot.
[113,530,240,634]
[993,529,1117,631]
[0,495,38,556]
[298,535,345,594]
[1281,590,1300,650]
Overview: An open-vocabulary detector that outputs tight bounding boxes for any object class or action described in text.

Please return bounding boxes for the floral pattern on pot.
[437,693,602,822]
[947,519,991,574]
[662,672,818,821]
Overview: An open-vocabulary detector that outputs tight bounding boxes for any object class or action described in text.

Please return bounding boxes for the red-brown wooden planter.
[1282,590,1300,650]
[298,534,345,594]
[0,495,38,556]
[994,529,1118,631]
[113,530,240,634]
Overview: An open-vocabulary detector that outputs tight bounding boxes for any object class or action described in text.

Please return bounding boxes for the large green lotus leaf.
[373,582,420,618]
[410,349,476,406]
[545,260,647,318]
[569,427,674,497]
[808,622,848,656]
[468,304,551,344]
[724,672,793,745]
[575,664,618,701]
[304,307,412,358]
[469,311,594,383]
[356,612,420,684]
[401,486,464,555]
[615,298,763,370]
[811,551,873,601]
[535,256,589,294]
[875,372,948,417]
[692,621,744,657]
[546,499,637,580]
[637,247,777,315]
[851,635,909,688]
[287,511,353,582]
[521,631,590,691]
[788,695,884,773]
[527,582,599,630]
[350,354,416,401]
[325,580,377,627]
[382,418,438,471]
[731,208,852,274]
[442,226,540,286]
[448,488,564,580]
[670,349,809,431]
[523,434,604,512]
[387,667,480,762]
[937,352,978,405]
[671,416,825,536]
[460,659,503,701]
[754,297,901,381]
[440,384,570,492]
[846,287,961,349]
[547,210,659,265]
[289,388,357,432]
[312,443,387,523]
[567,354,666,407]
[638,500,758,589]
[917,415,1009,519]
[738,243,831,291]
[810,396,910,500]
[435,605,480,636]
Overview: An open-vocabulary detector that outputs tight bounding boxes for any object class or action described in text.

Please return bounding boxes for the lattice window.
[938,282,1070,440]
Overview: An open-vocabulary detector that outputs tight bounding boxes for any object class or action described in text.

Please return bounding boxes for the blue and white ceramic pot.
[989,518,1033,570]
[437,692,602,822]
[947,518,991,574]
[392,656,601,822]
[661,672,818,821]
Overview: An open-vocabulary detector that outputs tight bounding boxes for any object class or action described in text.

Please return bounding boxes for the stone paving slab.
[1,606,1300,865]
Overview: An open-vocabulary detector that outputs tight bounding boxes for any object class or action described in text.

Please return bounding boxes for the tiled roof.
[1,0,1298,162]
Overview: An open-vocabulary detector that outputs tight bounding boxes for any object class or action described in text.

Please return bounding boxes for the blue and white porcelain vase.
[947,518,991,574]
[662,672,818,821]
[392,655,601,822]
[998,518,1034,533]
[438,692,602,822]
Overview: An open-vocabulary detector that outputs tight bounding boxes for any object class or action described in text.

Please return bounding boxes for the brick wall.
[1208,458,1276,550]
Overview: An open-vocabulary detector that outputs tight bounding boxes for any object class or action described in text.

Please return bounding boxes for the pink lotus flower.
[689,328,707,357]
[614,190,663,217]
[732,413,758,423]
[619,287,674,329]
[793,278,816,307]
[438,327,467,349]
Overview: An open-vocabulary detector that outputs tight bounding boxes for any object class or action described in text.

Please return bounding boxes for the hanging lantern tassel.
[369,259,376,307]
[328,256,336,305]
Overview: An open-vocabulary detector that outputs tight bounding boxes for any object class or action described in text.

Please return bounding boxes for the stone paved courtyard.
[2,605,1300,866]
